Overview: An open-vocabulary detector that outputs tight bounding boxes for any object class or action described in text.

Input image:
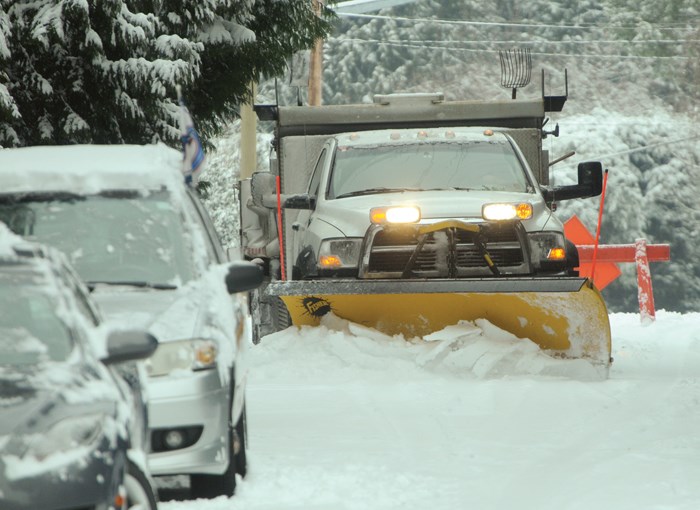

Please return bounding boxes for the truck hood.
[317,190,550,236]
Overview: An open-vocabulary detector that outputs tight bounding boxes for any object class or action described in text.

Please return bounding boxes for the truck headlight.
[370,206,421,224]
[528,232,567,269]
[318,238,363,269]
[482,203,532,221]
[145,339,218,377]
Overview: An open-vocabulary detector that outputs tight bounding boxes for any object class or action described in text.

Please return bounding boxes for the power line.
[329,38,694,60]
[336,12,700,32]
[594,135,700,160]
[336,37,700,45]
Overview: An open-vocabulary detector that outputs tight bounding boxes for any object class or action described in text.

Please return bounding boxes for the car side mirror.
[282,193,316,210]
[103,330,158,365]
[226,261,264,294]
[542,161,603,203]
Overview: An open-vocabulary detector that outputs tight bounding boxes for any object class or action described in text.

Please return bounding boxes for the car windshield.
[0,190,196,286]
[329,140,531,199]
[0,275,73,365]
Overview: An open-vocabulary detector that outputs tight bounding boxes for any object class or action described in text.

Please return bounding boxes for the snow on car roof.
[0,143,185,194]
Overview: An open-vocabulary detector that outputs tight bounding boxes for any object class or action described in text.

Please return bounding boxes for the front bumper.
[147,368,230,476]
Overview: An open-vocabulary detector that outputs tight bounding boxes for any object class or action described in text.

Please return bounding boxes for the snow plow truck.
[239,87,612,370]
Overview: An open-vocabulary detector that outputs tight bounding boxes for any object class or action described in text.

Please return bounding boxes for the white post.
[239,82,258,180]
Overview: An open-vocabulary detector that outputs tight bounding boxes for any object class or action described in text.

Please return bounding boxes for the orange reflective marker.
[564,215,621,290]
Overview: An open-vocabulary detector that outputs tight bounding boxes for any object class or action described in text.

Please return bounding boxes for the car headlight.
[370,206,421,224]
[482,203,533,221]
[144,339,218,377]
[24,414,105,460]
[528,232,567,270]
[317,238,363,270]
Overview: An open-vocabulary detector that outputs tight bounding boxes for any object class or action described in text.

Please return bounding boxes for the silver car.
[0,144,263,499]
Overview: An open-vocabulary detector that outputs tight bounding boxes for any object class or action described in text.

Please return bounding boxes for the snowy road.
[160,311,700,510]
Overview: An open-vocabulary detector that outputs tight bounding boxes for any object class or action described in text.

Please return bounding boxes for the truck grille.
[359,221,530,278]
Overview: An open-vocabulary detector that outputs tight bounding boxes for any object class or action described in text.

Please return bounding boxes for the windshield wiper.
[335,187,420,199]
[87,281,178,291]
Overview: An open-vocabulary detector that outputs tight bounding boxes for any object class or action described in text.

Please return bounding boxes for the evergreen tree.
[0,0,331,147]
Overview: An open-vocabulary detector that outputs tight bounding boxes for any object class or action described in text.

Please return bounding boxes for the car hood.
[317,190,551,236]
[91,286,199,343]
[0,363,115,439]
[0,376,55,437]
[90,265,236,349]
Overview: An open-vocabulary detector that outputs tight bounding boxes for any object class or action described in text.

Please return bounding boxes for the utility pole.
[239,82,257,180]
[308,0,419,106]
[308,0,324,106]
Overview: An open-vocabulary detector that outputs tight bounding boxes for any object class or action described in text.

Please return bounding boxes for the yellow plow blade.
[266,278,611,365]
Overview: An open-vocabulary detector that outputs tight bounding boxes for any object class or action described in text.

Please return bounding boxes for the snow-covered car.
[0,225,158,510]
[0,143,264,499]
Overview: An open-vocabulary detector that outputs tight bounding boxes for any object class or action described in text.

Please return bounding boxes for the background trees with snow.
[0,0,331,147]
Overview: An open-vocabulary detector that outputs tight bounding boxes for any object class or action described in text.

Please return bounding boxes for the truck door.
[291,147,327,275]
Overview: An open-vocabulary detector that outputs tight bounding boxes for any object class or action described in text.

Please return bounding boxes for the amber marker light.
[319,255,342,268]
[484,129,494,136]
[195,342,217,366]
[370,209,387,223]
[547,247,567,260]
[515,203,533,219]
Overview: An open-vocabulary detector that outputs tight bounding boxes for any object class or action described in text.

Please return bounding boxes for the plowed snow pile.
[249,312,606,381]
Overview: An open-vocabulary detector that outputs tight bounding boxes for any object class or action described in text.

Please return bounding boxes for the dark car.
[0,225,159,510]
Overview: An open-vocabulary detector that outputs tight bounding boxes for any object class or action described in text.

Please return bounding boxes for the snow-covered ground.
[160,310,700,510]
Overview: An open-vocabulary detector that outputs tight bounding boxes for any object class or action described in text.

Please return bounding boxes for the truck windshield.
[330,140,530,199]
[0,190,196,286]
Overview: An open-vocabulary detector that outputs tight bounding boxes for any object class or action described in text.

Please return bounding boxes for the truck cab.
[284,125,600,281]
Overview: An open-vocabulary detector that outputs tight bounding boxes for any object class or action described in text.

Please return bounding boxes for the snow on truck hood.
[0,144,184,194]
[317,189,551,236]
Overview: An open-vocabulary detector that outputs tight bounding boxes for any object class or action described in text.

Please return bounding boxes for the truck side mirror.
[250,172,277,207]
[541,161,603,203]
[283,193,316,210]
[577,161,603,197]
